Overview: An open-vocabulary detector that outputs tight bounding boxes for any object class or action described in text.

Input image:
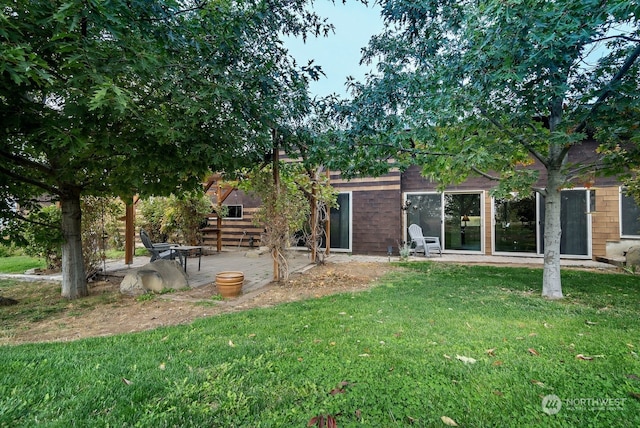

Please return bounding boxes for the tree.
[334,0,640,298]
[0,0,330,298]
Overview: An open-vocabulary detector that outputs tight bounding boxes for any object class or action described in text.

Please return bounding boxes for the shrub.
[18,205,64,270]
[138,192,211,245]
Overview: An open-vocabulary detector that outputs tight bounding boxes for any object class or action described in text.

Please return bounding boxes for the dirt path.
[1,262,395,345]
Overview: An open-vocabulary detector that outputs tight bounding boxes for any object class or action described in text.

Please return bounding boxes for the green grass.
[0,263,639,427]
[0,249,148,274]
[0,256,45,274]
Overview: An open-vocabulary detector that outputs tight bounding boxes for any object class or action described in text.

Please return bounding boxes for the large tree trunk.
[60,189,88,299]
[542,165,564,299]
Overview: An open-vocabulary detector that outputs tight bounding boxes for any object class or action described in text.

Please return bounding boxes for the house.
[203,144,640,263]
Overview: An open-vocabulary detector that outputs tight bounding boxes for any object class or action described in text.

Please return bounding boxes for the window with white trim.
[620,190,640,237]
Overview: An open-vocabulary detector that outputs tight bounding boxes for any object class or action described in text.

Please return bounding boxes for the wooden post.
[216,185,223,252]
[124,199,135,265]
[325,168,331,257]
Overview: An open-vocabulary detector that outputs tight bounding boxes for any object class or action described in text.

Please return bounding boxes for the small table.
[170,245,203,272]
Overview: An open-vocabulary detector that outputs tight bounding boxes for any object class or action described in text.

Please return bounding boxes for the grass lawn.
[0,263,638,427]
[0,256,45,274]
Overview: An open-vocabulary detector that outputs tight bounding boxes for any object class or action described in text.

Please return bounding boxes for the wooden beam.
[325,168,331,257]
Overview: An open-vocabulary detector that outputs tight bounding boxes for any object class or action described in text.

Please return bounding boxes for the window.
[620,190,640,237]
[224,205,243,219]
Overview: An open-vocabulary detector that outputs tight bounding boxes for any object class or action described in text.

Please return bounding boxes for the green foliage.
[8,205,64,271]
[239,162,336,278]
[0,265,638,426]
[0,0,331,297]
[138,192,211,245]
[241,164,310,279]
[81,196,125,276]
[0,243,23,258]
[339,0,639,186]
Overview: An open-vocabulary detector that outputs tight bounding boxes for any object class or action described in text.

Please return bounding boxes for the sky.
[284,2,383,98]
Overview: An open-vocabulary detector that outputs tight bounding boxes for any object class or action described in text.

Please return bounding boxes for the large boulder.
[625,246,640,269]
[120,260,189,296]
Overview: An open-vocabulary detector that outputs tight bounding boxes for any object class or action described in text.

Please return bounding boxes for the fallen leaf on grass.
[307,414,338,428]
[228,340,235,347]
[158,362,166,370]
[486,348,496,357]
[528,348,539,356]
[492,390,504,396]
[585,320,598,325]
[441,415,459,426]
[456,354,477,364]
[329,381,354,395]
[576,354,604,360]
[626,374,640,381]
[629,392,640,401]
[443,354,451,360]
[493,360,503,366]
[248,333,257,338]
[122,378,133,385]
[358,353,370,357]
[530,379,546,388]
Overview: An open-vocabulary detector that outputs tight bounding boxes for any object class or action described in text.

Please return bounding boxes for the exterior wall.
[204,187,264,249]
[483,194,492,254]
[592,186,621,259]
[400,165,630,261]
[200,139,631,259]
[331,170,402,255]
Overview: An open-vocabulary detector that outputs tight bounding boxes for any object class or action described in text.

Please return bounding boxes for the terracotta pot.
[215,271,244,298]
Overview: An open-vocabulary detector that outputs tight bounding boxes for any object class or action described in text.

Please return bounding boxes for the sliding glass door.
[406,193,442,241]
[539,190,590,257]
[406,192,483,252]
[494,195,537,253]
[444,193,482,251]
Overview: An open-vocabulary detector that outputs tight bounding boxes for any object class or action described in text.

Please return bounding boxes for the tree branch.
[471,166,500,181]
[591,35,640,44]
[574,42,640,134]
[5,209,60,231]
[0,164,60,195]
[477,106,548,166]
[0,148,55,177]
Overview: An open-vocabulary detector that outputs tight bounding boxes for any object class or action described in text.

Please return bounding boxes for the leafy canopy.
[334,0,640,195]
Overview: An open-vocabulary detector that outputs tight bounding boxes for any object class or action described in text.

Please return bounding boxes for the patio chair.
[408,224,442,257]
[140,229,183,265]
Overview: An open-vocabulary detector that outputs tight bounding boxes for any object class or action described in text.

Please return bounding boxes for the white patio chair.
[408,224,442,257]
